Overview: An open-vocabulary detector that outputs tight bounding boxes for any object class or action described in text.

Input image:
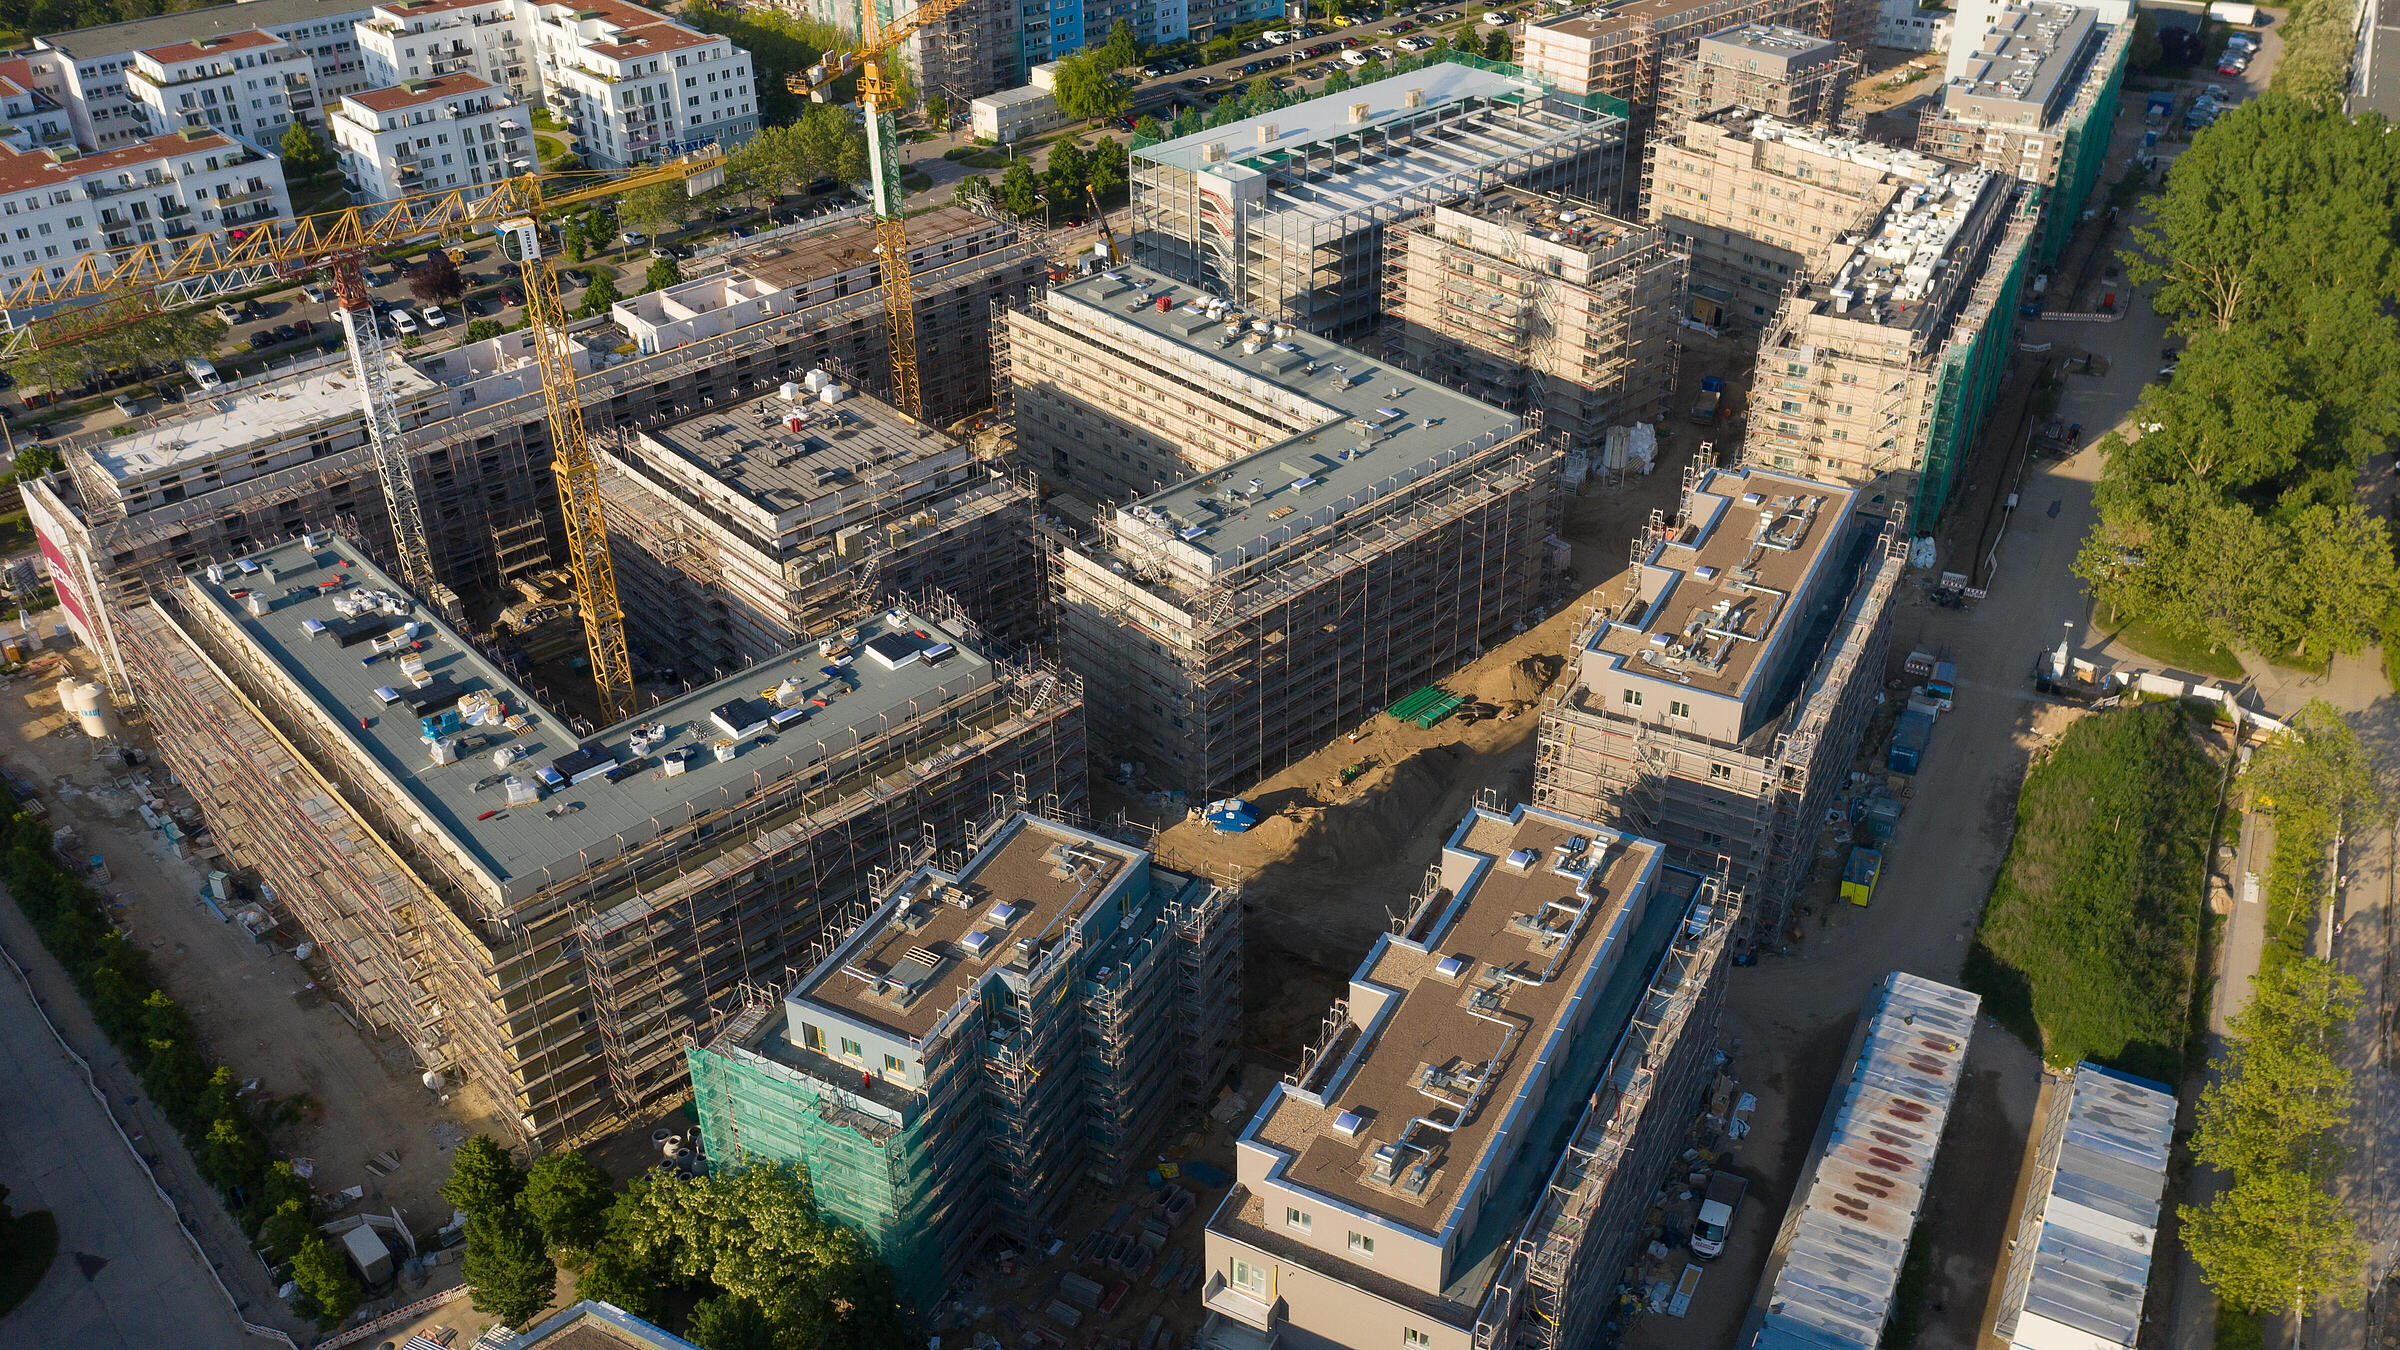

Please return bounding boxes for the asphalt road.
[0,934,252,1350]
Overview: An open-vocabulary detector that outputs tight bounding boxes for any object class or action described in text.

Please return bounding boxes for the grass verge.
[2094,602,2244,680]
[1963,702,2216,1082]
[0,507,30,557]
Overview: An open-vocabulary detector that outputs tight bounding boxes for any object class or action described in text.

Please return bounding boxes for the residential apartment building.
[1198,802,1736,1350]
[120,533,1088,1146]
[1991,1063,2175,1350]
[1642,111,1952,331]
[0,60,83,153]
[597,380,1043,677]
[1876,0,1955,50]
[1915,0,2131,265]
[355,0,533,101]
[1743,164,2035,525]
[1742,972,1977,1350]
[330,73,527,199]
[1534,463,1902,940]
[1656,24,1851,130]
[747,0,1021,106]
[529,0,759,166]
[1008,264,1561,794]
[687,812,1241,1311]
[1942,0,2127,80]
[0,129,290,290]
[28,0,377,150]
[1519,0,1865,209]
[1131,61,1627,337]
[125,29,312,150]
[1383,188,1684,455]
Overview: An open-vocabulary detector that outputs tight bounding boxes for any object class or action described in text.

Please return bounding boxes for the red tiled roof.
[0,129,238,197]
[137,29,288,65]
[0,59,38,90]
[344,72,497,112]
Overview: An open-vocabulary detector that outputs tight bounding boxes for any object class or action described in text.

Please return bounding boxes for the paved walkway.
[0,930,254,1350]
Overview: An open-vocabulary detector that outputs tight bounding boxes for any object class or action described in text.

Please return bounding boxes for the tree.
[1134,114,1165,140]
[288,1232,365,1328]
[1245,76,1280,115]
[1001,160,1042,217]
[578,272,622,318]
[1046,139,1088,199]
[12,444,60,482]
[1086,135,1127,198]
[644,256,684,294]
[520,1152,617,1256]
[688,1295,779,1350]
[726,124,805,207]
[462,1202,557,1328]
[619,181,692,241]
[1483,28,1511,61]
[1322,69,1355,96]
[441,1134,525,1218]
[924,93,948,128]
[1051,52,1129,121]
[463,318,506,344]
[1101,17,1143,71]
[408,253,464,305]
[2183,1166,2369,1316]
[279,121,334,179]
[2245,702,2380,842]
[2128,8,2164,71]
[2193,956,2359,1181]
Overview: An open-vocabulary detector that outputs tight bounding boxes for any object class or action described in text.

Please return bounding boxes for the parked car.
[184,356,221,391]
[619,230,647,246]
[500,285,524,306]
[111,392,141,417]
[390,309,420,335]
[213,301,243,324]
[1690,1171,1748,1260]
[1369,45,1394,59]
[272,323,300,343]
[1484,10,1511,23]
[300,283,331,304]
[420,306,448,328]
[246,330,276,350]
[296,318,314,336]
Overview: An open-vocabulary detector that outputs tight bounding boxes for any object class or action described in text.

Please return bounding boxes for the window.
[1405,1333,1431,1349]
[1708,764,1733,781]
[1348,1232,1376,1257]
[802,1023,824,1051]
[1622,689,1643,707]
[1285,1207,1312,1233]
[1669,700,1692,719]
[883,1053,905,1074]
[839,1036,863,1059]
[1230,1258,1268,1294]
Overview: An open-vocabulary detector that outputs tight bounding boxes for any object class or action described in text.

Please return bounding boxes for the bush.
[1964,703,2215,1081]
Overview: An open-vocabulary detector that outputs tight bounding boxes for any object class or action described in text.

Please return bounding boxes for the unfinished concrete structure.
[1520,0,1867,211]
[117,533,1086,1146]
[1006,264,1560,794]
[1655,24,1853,130]
[1534,464,1902,941]
[598,380,1041,679]
[1129,59,1629,339]
[1382,188,1685,455]
[26,210,1046,694]
[1914,0,2130,266]
[1198,800,1736,1350]
[686,811,1241,1311]
[1642,112,1953,331]
[1745,163,2034,526]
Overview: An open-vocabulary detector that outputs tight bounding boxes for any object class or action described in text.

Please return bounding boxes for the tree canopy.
[279,121,334,179]
[408,253,464,304]
[520,1151,616,1255]
[619,181,692,240]
[1050,51,1129,121]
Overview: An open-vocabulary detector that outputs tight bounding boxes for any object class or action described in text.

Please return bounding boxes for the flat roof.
[84,350,446,487]
[39,0,373,59]
[974,84,1055,109]
[1812,163,2012,334]
[1248,805,1665,1238]
[1700,23,1842,60]
[1133,64,1604,203]
[1532,0,1768,44]
[1436,185,1653,257]
[345,72,498,113]
[793,816,1147,1042]
[182,534,997,906]
[727,206,992,292]
[1943,1,2097,124]
[1590,466,1862,702]
[1752,972,1979,1350]
[631,383,964,529]
[1695,111,1953,181]
[2002,1064,2175,1350]
[1044,264,1521,576]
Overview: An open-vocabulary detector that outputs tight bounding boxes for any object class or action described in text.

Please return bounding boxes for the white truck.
[1690,1170,1747,1259]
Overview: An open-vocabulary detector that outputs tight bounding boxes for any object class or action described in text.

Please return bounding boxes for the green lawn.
[2095,603,2244,680]
[1964,702,2218,1083]
[0,508,31,558]
[0,1209,56,1316]
[535,132,573,170]
[287,174,351,219]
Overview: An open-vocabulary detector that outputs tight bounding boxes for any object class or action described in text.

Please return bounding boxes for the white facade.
[127,30,312,151]
[0,129,292,285]
[969,83,1068,143]
[330,73,526,200]
[33,0,379,151]
[1876,0,1955,50]
[356,0,531,99]
[0,61,79,153]
[1944,0,2129,77]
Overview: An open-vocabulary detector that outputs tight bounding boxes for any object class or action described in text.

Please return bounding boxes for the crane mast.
[330,257,436,596]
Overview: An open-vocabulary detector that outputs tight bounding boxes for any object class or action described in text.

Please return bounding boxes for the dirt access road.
[0,643,514,1319]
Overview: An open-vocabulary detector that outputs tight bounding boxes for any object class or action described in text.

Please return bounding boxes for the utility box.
[341,1224,393,1286]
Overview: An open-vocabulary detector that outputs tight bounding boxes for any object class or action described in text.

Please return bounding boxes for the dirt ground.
[0,642,510,1316]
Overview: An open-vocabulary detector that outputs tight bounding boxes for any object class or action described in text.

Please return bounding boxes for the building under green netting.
[2035,23,2131,268]
[685,814,1243,1314]
[1913,214,2037,528]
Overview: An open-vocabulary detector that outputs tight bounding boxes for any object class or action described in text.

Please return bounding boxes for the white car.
[1398,34,1434,50]
[213,301,243,324]
[1483,10,1511,24]
[300,283,332,304]
[420,305,448,329]
[390,309,420,335]
[1341,49,1371,65]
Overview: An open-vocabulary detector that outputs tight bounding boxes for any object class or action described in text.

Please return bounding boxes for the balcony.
[221,204,279,226]
[163,222,196,239]
[1199,1275,1283,1334]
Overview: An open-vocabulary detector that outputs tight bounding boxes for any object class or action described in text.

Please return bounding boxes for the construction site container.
[1841,847,1882,906]
[1888,707,1934,774]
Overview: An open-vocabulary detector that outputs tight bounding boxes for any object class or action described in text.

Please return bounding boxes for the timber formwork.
[120,587,1089,1147]
[1053,429,1561,796]
[1474,875,1738,1350]
[1534,519,1903,941]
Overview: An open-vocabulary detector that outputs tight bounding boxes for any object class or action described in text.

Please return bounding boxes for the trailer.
[1689,375,1724,426]
[1888,707,1935,774]
[1923,661,1956,711]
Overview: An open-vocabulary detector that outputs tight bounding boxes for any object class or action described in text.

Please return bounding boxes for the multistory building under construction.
[1130,59,1628,339]
[685,812,1241,1311]
[1642,111,1953,332]
[1520,0,1870,212]
[1743,162,2034,527]
[116,533,1086,1146]
[598,379,1041,680]
[1655,24,1853,131]
[24,208,1045,694]
[1198,800,1736,1350]
[1534,464,1902,941]
[1382,188,1684,456]
[1004,263,1560,795]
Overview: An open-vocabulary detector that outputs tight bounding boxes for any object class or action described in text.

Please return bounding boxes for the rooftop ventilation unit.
[961,928,997,959]
[1434,954,1468,981]
[1505,848,1538,872]
[1331,1110,1366,1139]
[989,900,1027,927]
[1349,102,1370,124]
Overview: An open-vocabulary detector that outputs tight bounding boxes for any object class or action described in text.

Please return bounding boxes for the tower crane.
[0,153,727,725]
[785,0,974,418]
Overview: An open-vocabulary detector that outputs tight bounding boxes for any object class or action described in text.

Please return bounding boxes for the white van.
[184,356,221,391]
[390,309,420,335]
[1342,48,1371,65]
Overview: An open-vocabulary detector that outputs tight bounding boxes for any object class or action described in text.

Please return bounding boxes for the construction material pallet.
[1387,686,1465,729]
